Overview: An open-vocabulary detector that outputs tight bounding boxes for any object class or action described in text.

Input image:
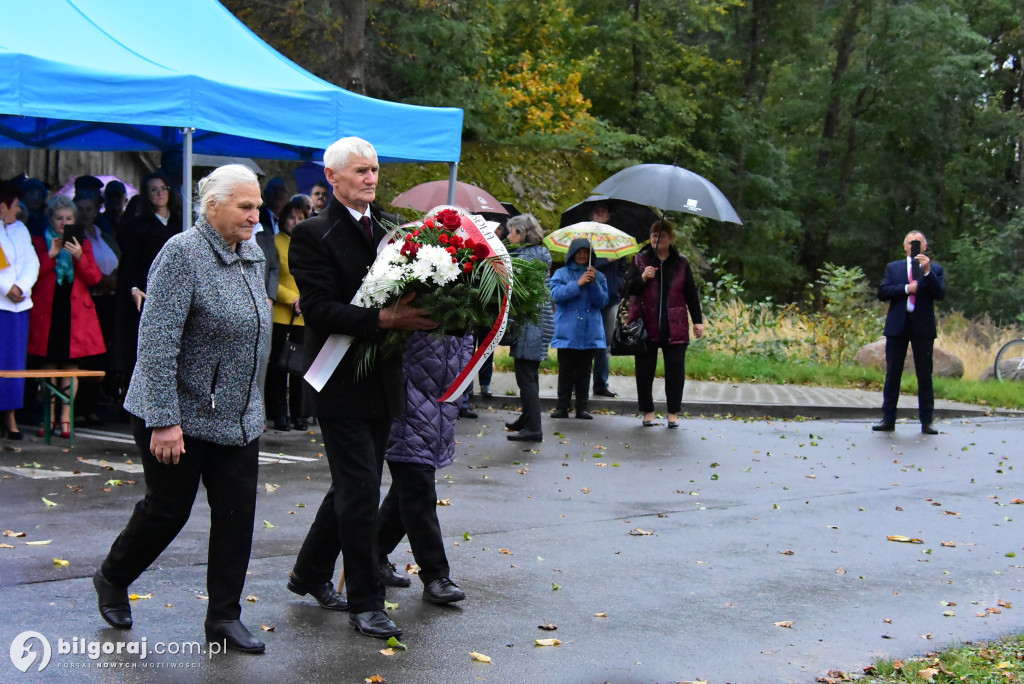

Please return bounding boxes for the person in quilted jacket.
[375,331,474,605]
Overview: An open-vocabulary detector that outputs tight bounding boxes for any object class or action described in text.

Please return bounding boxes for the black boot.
[93,571,132,629]
[204,619,265,654]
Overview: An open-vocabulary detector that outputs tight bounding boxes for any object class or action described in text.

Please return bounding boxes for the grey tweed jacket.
[124,218,271,446]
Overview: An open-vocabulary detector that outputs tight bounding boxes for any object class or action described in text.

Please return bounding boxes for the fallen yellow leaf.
[261,624,275,632]
[2,530,26,537]
[379,648,395,656]
[364,676,387,683]
[24,540,52,546]
[246,594,259,602]
[629,528,653,536]
[534,638,561,647]
[0,543,14,549]
[470,652,491,663]
[593,612,608,618]
[917,667,938,680]
[436,499,451,506]
[499,548,513,555]
[887,535,924,544]
[53,558,69,567]
[774,621,794,628]
[128,593,153,600]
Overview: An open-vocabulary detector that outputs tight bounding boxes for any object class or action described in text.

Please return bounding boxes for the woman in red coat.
[28,195,105,436]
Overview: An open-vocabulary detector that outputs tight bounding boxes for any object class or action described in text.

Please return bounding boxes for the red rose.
[424,219,436,229]
[446,246,457,255]
[470,255,479,262]
[401,242,420,259]
[472,242,489,259]
[437,209,462,231]
[463,263,474,273]
[449,235,464,248]
[438,233,449,244]
[412,229,420,237]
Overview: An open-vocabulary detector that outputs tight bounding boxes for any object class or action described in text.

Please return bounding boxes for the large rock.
[853,338,964,378]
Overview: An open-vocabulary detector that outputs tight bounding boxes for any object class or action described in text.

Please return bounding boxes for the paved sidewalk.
[473,371,1019,421]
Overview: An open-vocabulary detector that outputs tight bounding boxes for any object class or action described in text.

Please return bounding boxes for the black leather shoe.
[272,419,291,431]
[593,388,617,398]
[93,571,132,629]
[204,619,265,654]
[921,423,939,435]
[349,610,402,638]
[423,577,466,604]
[550,409,569,419]
[378,561,411,588]
[287,572,348,610]
[507,430,542,442]
[290,417,309,431]
[458,408,478,419]
[871,421,896,432]
[505,419,524,431]
[576,410,594,420]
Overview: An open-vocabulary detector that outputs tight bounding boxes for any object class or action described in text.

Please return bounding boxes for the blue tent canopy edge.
[0,0,464,165]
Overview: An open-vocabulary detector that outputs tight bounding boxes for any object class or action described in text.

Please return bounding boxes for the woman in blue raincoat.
[548,238,608,419]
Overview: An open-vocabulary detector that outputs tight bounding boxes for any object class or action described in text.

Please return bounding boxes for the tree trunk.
[328,0,367,93]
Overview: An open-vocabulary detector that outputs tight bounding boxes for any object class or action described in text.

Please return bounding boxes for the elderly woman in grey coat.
[93,164,271,654]
[504,213,555,442]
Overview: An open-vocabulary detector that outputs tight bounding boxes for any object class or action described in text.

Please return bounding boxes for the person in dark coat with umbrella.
[623,220,704,429]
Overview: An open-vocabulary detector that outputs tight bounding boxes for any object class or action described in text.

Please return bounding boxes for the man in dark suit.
[287,137,435,639]
[873,230,946,435]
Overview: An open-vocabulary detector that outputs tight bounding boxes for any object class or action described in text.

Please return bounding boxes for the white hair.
[196,164,260,219]
[323,137,377,171]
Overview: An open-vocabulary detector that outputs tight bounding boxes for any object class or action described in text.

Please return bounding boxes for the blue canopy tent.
[0,0,464,226]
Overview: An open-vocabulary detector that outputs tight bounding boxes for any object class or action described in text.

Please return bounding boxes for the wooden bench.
[0,370,106,446]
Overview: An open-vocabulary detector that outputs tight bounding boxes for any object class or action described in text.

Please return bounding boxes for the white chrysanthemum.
[416,244,460,285]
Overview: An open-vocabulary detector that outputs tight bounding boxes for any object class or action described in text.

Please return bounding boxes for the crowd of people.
[5,138,946,655]
[3,140,713,652]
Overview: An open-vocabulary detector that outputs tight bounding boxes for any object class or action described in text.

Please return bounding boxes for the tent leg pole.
[447,162,458,206]
[181,127,195,230]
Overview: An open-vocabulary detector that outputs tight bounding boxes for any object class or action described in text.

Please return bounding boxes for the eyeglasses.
[148,185,171,193]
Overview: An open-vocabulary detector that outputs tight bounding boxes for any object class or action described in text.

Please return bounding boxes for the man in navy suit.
[873,230,946,434]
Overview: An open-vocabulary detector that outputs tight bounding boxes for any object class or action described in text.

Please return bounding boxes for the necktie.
[359,216,372,239]
[907,258,916,312]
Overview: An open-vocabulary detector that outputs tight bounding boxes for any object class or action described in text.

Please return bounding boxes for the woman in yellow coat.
[266,200,309,430]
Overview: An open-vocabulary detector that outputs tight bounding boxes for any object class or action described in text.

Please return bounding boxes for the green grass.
[850,634,1024,683]
[495,348,1024,410]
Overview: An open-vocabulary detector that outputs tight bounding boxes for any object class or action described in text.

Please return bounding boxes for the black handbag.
[610,297,648,356]
[276,312,305,375]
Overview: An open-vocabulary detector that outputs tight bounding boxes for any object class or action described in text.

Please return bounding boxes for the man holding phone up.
[873,231,946,435]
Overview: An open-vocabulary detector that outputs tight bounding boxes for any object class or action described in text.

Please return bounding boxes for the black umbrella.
[591,164,742,224]
[559,195,660,241]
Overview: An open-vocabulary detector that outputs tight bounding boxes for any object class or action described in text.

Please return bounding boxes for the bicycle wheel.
[995,339,1024,381]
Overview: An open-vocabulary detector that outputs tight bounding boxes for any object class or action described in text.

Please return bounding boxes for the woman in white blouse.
[0,182,41,440]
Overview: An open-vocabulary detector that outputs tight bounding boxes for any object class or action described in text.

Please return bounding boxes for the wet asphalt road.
[1,408,1022,683]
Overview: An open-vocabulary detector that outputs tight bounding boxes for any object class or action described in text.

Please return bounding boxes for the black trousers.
[556,348,596,413]
[100,418,259,621]
[513,358,542,432]
[882,328,934,424]
[635,341,688,414]
[292,417,389,613]
[377,461,450,586]
[266,323,304,422]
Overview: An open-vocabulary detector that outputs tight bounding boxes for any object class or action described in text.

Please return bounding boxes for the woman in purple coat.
[375,331,473,604]
[623,220,705,429]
